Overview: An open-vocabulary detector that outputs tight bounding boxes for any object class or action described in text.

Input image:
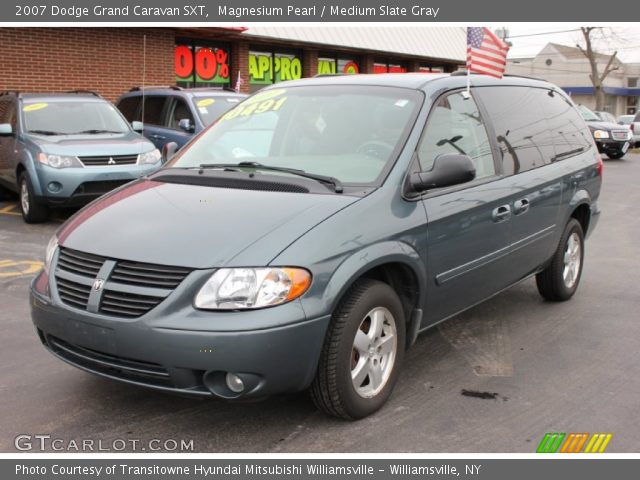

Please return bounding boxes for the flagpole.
[464,27,471,99]
[465,67,471,98]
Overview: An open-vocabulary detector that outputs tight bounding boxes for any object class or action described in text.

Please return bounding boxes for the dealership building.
[0,27,466,100]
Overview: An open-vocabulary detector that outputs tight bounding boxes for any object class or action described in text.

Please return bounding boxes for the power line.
[506,29,582,39]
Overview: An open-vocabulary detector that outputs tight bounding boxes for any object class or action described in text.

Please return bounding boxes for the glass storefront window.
[175,42,231,88]
[419,65,444,73]
[318,56,360,75]
[374,61,407,74]
[249,49,302,93]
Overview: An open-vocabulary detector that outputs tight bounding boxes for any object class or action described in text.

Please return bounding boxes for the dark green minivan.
[30,73,601,419]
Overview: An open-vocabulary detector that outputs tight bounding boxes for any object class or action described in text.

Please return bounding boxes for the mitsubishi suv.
[0,91,161,223]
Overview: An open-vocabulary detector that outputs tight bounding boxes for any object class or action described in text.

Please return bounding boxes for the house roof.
[242,27,466,63]
[546,43,621,64]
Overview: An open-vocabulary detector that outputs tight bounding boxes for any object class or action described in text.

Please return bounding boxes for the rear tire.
[19,172,49,223]
[310,279,406,419]
[536,219,584,301]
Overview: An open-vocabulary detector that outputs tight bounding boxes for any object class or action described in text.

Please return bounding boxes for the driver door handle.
[492,205,511,223]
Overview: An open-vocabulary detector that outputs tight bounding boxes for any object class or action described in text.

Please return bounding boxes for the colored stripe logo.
[537,433,612,453]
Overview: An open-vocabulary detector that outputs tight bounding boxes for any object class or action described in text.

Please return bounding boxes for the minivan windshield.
[578,105,601,122]
[22,100,131,135]
[193,95,243,126]
[168,86,422,185]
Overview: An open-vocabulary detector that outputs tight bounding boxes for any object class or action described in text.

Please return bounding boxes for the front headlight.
[37,153,83,168]
[195,267,312,310]
[44,235,58,273]
[138,149,161,165]
[593,130,610,139]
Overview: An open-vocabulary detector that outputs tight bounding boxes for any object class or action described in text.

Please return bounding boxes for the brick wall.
[231,41,250,94]
[0,28,175,101]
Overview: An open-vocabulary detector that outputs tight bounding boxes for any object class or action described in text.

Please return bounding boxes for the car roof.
[19,93,106,103]
[121,87,246,98]
[271,72,561,93]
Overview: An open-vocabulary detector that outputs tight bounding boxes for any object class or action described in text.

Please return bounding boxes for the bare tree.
[577,27,619,111]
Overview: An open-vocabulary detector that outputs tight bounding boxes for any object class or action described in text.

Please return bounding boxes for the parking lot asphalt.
[1,155,639,453]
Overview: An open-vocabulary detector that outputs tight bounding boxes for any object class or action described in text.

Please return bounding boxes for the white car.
[617,115,640,147]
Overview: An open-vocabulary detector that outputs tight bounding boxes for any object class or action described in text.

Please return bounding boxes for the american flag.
[466,27,510,78]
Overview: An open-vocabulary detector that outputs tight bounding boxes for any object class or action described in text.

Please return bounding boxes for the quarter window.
[539,90,592,161]
[418,91,495,179]
[0,98,17,129]
[117,97,140,122]
[474,86,555,175]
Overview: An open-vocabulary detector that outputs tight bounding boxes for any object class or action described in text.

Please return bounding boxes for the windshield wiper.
[28,129,64,136]
[198,161,344,193]
[70,129,123,134]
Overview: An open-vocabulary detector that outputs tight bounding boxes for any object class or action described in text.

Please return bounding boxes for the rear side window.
[117,96,141,122]
[418,91,495,179]
[141,96,166,125]
[475,86,555,175]
[539,90,592,161]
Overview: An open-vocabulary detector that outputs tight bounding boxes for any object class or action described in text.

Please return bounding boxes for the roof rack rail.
[451,70,543,81]
[66,89,101,97]
[129,85,183,92]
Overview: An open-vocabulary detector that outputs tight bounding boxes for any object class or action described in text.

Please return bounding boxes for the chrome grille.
[99,290,164,318]
[57,248,103,278]
[55,277,92,310]
[612,130,631,141]
[54,247,192,318]
[111,261,192,289]
[79,154,138,167]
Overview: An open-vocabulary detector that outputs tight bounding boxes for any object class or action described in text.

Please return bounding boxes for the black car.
[579,105,632,159]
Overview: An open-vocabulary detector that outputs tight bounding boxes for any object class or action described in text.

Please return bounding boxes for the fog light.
[225,373,244,393]
[47,182,62,193]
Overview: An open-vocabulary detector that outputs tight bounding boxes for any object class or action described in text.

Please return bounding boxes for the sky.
[504,25,640,63]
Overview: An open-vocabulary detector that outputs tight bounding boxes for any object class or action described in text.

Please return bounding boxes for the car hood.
[57,179,359,269]
[586,120,628,131]
[29,131,156,156]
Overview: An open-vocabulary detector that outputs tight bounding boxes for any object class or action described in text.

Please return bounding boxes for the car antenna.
[140,34,147,158]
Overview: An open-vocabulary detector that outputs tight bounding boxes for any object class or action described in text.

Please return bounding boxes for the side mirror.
[178,118,195,133]
[0,123,13,136]
[131,121,144,132]
[409,154,476,192]
[162,142,178,164]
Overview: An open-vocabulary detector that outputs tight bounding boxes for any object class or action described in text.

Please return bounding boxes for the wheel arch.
[317,241,426,348]
[567,188,593,236]
[15,151,43,197]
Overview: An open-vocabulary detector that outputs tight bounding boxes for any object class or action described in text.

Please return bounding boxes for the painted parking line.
[0,203,21,216]
[0,260,44,278]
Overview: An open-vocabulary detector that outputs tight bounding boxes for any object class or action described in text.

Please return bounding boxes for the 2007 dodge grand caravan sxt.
[31,73,602,419]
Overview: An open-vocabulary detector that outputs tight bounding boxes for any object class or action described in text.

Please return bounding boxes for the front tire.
[310,279,406,419]
[536,219,584,301]
[19,172,49,223]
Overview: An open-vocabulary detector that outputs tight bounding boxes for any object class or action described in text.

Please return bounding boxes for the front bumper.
[594,139,629,156]
[35,163,160,207]
[30,272,330,399]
